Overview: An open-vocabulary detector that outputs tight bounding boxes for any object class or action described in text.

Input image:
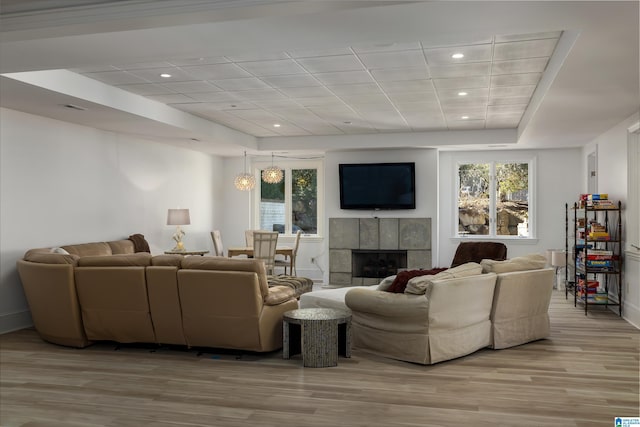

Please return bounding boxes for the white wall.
[583,111,640,327]
[438,148,582,266]
[0,108,223,333]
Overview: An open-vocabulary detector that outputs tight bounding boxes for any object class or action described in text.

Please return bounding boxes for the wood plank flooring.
[1,291,638,427]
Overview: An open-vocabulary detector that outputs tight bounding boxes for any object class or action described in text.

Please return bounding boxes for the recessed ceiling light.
[461,116,469,120]
[451,53,464,59]
[273,124,281,128]
[458,91,468,96]
[160,73,172,78]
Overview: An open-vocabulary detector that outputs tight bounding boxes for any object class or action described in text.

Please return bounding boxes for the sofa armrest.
[264,285,296,305]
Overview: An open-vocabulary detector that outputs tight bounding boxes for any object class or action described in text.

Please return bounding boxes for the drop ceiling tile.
[490,85,535,98]
[437,87,489,100]
[160,81,222,93]
[352,41,421,53]
[334,122,377,134]
[337,93,392,104]
[387,91,439,103]
[117,83,175,96]
[287,47,353,58]
[358,50,427,70]
[429,62,491,78]
[406,116,447,130]
[169,57,230,66]
[491,58,549,75]
[181,63,252,80]
[228,89,287,101]
[296,97,346,107]
[270,108,321,120]
[424,44,492,64]
[229,109,281,121]
[394,101,442,113]
[490,73,541,87]
[209,77,271,91]
[71,65,118,73]
[325,83,382,95]
[495,31,562,43]
[370,67,429,82]
[439,97,488,109]
[433,76,490,89]
[277,86,335,98]
[296,55,364,73]
[225,52,290,62]
[260,74,322,88]
[422,35,494,49]
[378,80,435,93]
[128,67,196,83]
[148,94,197,103]
[237,59,307,76]
[295,125,344,135]
[252,99,304,109]
[113,61,176,70]
[84,70,148,85]
[402,111,445,123]
[442,107,486,120]
[216,102,259,111]
[314,71,374,85]
[487,104,527,115]
[489,96,532,106]
[268,123,312,136]
[493,39,559,61]
[187,91,241,102]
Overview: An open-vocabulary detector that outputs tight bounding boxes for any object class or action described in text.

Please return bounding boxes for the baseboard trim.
[622,301,640,329]
[0,310,33,334]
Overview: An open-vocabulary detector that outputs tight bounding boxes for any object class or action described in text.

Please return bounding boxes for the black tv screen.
[339,162,416,210]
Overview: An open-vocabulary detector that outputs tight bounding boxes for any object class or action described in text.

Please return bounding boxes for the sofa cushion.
[181,257,269,299]
[151,254,183,266]
[481,254,547,274]
[61,242,112,257]
[108,239,136,255]
[76,253,152,267]
[387,268,448,293]
[404,262,482,295]
[24,249,79,265]
[376,275,397,291]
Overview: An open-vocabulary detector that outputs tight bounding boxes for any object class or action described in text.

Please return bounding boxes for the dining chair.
[253,231,279,275]
[275,230,302,276]
[245,229,262,247]
[210,230,225,257]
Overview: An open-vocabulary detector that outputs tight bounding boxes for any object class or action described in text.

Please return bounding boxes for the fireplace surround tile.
[380,218,399,249]
[329,218,359,249]
[329,249,351,272]
[359,218,379,249]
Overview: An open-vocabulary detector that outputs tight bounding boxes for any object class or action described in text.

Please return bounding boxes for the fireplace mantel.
[329,218,432,286]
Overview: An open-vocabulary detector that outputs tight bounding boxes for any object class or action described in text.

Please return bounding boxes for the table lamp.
[167,208,190,251]
[551,249,566,290]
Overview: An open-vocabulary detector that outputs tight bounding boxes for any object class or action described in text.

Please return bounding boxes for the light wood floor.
[1,292,638,427]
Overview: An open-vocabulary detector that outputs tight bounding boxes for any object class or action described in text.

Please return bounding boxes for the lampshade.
[261,153,283,184]
[167,209,190,225]
[551,250,566,267]
[234,151,256,191]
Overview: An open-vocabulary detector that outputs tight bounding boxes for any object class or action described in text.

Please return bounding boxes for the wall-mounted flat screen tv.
[339,162,416,210]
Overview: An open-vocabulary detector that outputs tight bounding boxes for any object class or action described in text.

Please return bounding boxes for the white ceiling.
[1,1,638,157]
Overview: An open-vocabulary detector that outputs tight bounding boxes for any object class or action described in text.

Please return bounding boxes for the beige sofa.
[16,240,299,352]
[301,254,554,364]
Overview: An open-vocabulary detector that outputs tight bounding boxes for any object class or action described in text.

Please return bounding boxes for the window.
[255,160,322,236]
[456,160,533,238]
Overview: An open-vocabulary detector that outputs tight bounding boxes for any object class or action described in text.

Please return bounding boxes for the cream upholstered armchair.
[344,263,498,365]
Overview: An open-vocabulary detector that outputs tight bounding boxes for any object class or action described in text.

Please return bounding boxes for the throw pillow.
[376,275,397,291]
[404,262,482,295]
[481,253,547,273]
[387,268,448,293]
[50,247,70,255]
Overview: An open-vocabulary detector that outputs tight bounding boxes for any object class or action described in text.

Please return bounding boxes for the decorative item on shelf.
[234,150,255,191]
[261,152,283,184]
[167,208,190,251]
[551,249,566,290]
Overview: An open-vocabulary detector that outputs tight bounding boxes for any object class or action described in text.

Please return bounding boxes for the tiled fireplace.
[329,218,432,286]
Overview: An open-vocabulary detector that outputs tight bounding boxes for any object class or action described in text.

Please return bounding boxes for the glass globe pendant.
[261,153,283,184]
[234,151,255,191]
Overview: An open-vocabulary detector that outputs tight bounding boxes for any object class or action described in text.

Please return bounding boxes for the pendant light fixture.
[261,153,284,184]
[234,151,255,191]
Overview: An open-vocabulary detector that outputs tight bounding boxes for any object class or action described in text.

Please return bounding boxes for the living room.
[1,1,639,425]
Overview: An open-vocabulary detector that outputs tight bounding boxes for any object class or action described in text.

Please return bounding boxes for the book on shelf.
[587,193,608,200]
[586,249,613,256]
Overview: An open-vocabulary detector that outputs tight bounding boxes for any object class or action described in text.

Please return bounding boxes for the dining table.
[227,246,293,259]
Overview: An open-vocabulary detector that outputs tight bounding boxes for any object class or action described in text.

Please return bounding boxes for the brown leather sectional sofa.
[16,240,300,352]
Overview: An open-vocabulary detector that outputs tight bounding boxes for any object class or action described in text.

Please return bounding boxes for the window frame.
[252,158,324,238]
[454,156,536,240]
